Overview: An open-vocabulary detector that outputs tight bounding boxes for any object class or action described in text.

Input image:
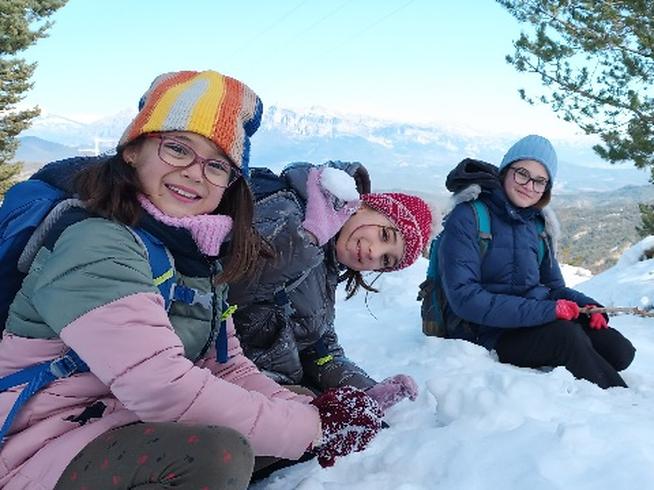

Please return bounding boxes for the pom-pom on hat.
[361,192,432,271]
[499,134,558,182]
[118,70,263,176]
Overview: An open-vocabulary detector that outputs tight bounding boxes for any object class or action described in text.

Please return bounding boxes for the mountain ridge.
[14,106,653,272]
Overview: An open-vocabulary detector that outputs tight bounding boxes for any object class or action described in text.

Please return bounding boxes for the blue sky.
[21,0,581,137]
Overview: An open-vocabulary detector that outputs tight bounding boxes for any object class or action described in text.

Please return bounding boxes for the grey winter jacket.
[229,161,378,391]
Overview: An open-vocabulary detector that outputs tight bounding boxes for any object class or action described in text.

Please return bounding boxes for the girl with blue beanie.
[437,134,635,389]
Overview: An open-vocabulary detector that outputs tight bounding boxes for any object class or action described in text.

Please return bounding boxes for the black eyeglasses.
[146,134,241,188]
[511,167,549,193]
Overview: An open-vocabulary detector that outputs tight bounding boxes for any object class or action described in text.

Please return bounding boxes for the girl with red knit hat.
[229,162,434,426]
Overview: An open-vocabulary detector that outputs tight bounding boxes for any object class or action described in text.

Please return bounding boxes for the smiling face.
[335,205,406,271]
[502,159,550,208]
[122,131,229,217]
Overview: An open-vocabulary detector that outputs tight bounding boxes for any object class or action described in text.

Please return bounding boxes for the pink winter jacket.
[0,217,321,490]
[0,305,320,489]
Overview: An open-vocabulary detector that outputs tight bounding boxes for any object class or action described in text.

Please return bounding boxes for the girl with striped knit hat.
[0,70,383,489]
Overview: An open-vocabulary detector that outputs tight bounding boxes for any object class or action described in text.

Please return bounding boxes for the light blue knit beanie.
[499,134,558,181]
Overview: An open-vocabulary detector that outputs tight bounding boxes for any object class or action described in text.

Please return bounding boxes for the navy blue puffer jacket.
[439,159,598,349]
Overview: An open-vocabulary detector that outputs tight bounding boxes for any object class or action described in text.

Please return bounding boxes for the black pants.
[55,422,254,490]
[495,320,635,389]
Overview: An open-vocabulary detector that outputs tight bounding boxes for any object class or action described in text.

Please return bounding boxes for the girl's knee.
[612,336,636,371]
[203,425,254,462]
[194,426,254,489]
[147,424,254,488]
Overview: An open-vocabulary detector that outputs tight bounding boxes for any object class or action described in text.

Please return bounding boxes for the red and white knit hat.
[361,192,432,271]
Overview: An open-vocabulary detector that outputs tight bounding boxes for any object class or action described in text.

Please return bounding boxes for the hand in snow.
[366,374,419,413]
[555,299,580,321]
[584,304,608,329]
[302,167,360,246]
[310,385,383,468]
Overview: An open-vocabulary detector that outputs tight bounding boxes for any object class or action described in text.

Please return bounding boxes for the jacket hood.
[282,161,371,202]
[445,158,502,194]
[444,158,561,250]
[31,155,109,193]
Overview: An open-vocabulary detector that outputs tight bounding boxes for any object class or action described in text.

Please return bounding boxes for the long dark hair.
[74,150,265,284]
[339,268,380,300]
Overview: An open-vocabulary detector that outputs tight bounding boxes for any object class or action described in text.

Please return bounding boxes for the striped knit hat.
[118,70,263,175]
[361,192,432,271]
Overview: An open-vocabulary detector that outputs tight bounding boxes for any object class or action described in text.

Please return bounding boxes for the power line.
[269,0,355,56]
[292,0,355,38]
[232,0,311,56]
[322,0,418,57]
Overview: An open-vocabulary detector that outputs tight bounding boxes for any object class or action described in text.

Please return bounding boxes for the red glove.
[555,299,580,321]
[585,304,608,329]
[310,386,383,468]
[366,374,419,413]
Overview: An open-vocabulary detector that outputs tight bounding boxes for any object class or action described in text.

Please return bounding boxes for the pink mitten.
[302,168,359,246]
[366,374,419,412]
[310,386,383,468]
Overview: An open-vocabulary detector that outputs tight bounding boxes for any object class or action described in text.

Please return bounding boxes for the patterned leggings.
[55,422,254,490]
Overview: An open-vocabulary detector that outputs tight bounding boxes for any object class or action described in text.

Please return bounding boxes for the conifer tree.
[0,0,68,196]
[637,203,654,237]
[499,0,654,237]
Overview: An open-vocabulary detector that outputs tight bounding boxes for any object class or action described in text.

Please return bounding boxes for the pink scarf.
[138,195,233,256]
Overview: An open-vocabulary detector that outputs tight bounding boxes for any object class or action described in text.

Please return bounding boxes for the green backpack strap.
[470,200,492,256]
[535,216,547,265]
[470,200,547,264]
[426,238,439,279]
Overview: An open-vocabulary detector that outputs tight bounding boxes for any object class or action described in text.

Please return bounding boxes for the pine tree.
[498,0,654,238]
[0,0,68,196]
[637,203,654,237]
[499,0,654,174]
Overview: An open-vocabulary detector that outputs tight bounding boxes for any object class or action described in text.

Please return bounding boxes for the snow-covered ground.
[252,238,654,489]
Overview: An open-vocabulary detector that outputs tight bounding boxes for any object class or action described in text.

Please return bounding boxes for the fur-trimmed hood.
[443,158,561,252]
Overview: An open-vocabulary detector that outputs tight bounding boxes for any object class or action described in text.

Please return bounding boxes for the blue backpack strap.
[130,228,175,310]
[133,227,224,363]
[0,350,88,446]
[217,301,237,363]
[131,227,215,311]
[470,200,492,256]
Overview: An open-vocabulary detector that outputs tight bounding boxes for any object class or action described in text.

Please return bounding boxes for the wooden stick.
[578,306,654,317]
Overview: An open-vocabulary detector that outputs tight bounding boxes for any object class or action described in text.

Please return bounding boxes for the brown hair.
[74,150,264,284]
[339,269,380,300]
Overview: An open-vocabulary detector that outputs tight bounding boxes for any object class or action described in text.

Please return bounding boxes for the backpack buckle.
[49,354,80,379]
[191,292,213,310]
[171,283,213,310]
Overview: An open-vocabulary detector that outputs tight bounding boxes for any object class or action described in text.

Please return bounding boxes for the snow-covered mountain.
[19,106,651,195]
